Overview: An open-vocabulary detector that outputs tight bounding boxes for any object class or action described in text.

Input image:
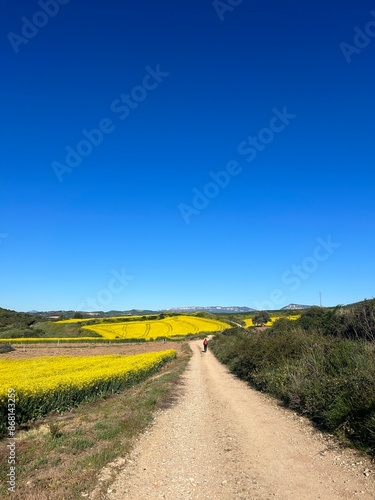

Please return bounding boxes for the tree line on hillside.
[272,300,375,342]
[0,308,47,338]
[240,300,375,341]
[0,308,41,328]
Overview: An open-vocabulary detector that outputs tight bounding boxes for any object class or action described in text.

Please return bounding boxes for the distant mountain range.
[27,309,157,318]
[26,304,312,317]
[163,306,256,313]
[165,304,312,313]
[281,304,312,310]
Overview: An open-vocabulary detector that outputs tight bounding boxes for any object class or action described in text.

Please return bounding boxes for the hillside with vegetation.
[0,307,47,338]
[0,308,231,342]
[210,299,375,456]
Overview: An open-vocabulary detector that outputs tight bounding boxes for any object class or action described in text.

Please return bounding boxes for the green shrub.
[210,328,375,455]
[347,299,375,341]
[295,301,375,341]
[0,328,45,339]
[0,343,14,353]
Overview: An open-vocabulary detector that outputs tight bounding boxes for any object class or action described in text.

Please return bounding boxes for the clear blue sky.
[1,0,374,312]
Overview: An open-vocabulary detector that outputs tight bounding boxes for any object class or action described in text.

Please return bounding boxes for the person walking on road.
[203,338,208,352]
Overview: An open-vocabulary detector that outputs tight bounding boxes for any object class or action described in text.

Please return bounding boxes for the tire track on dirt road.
[100,339,375,499]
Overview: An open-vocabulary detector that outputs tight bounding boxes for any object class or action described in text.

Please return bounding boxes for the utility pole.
[319,292,322,307]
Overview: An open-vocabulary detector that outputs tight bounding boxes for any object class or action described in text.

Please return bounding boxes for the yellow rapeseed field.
[0,350,176,432]
[0,337,98,343]
[244,315,300,327]
[81,315,230,340]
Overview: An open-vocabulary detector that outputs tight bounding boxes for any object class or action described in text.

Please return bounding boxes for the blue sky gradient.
[1,0,374,311]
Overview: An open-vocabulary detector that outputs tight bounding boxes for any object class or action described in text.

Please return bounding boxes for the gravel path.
[103,340,375,499]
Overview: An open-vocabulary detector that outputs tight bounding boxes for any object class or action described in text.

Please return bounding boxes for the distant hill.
[0,307,43,328]
[106,309,157,316]
[9,301,375,318]
[27,309,158,319]
[281,304,312,310]
[2,305,309,318]
[163,306,256,313]
[0,307,47,339]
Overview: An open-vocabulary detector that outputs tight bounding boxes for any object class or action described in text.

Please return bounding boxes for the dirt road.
[103,339,375,499]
